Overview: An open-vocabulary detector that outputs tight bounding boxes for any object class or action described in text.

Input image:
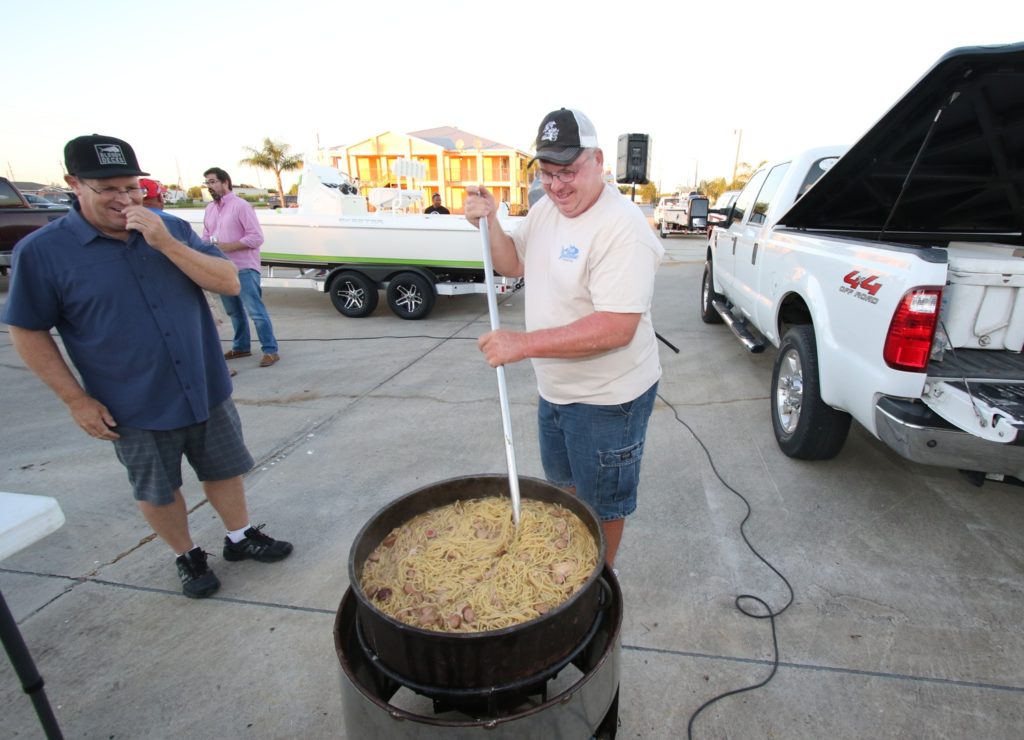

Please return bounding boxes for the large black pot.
[347,474,607,690]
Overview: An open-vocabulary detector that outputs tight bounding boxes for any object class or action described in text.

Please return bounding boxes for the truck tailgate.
[923,349,1024,444]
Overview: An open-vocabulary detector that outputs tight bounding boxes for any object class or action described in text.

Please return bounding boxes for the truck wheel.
[700,261,724,324]
[771,325,851,460]
[659,221,669,239]
[329,271,379,318]
[386,271,435,320]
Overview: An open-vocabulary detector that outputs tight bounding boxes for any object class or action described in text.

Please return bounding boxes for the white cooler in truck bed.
[942,243,1024,352]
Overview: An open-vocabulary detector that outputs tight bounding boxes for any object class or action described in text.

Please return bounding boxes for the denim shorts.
[537,381,658,521]
[112,399,255,505]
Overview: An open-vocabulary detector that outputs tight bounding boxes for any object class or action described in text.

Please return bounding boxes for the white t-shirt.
[512,184,664,405]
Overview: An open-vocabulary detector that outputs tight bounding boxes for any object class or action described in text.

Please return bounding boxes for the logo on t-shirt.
[559,245,580,261]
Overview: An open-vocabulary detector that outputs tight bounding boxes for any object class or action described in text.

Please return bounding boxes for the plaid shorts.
[111,399,255,505]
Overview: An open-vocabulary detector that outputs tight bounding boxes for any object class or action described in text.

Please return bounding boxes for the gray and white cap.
[529,108,599,166]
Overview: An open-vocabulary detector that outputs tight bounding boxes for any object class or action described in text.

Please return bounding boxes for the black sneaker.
[176,548,220,599]
[223,524,293,563]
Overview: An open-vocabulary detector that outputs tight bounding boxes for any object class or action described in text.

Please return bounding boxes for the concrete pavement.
[2,237,1023,738]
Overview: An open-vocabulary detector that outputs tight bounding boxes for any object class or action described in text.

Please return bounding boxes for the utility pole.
[732,129,743,184]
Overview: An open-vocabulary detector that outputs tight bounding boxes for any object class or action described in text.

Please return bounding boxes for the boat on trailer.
[175,163,523,320]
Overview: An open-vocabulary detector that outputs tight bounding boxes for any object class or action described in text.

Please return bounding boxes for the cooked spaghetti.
[360,497,598,633]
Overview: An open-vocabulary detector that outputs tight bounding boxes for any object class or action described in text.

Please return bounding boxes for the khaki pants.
[205,291,231,328]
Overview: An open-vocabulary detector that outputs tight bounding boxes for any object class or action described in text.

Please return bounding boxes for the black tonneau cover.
[779,42,1024,246]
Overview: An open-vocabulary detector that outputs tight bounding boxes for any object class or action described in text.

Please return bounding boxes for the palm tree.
[239,138,303,206]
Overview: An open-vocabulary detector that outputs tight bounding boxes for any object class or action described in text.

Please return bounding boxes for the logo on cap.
[95,144,128,167]
[541,121,560,143]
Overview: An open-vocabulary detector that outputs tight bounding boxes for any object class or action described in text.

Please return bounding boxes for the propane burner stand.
[335,565,622,739]
[352,578,611,717]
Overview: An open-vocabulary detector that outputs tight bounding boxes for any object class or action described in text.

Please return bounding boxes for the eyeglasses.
[80,182,146,199]
[536,153,593,184]
[204,179,221,185]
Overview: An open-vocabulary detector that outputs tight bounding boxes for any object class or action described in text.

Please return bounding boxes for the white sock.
[176,545,200,558]
[227,525,251,543]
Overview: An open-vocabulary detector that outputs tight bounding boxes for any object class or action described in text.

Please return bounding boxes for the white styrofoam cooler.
[941,243,1024,352]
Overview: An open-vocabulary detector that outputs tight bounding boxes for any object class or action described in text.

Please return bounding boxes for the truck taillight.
[883,287,942,372]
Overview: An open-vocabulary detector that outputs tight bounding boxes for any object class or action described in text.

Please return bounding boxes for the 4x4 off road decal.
[840,271,882,304]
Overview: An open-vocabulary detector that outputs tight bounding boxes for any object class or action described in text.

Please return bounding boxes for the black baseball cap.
[64,134,149,179]
[529,108,599,166]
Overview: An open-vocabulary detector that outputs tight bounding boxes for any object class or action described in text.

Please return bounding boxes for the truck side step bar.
[711,299,768,353]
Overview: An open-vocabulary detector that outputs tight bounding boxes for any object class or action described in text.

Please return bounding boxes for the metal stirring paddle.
[478,213,522,527]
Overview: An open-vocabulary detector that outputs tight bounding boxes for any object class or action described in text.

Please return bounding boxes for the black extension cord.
[656,392,795,739]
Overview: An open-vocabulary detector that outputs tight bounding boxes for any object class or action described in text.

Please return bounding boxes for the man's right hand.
[122,205,174,251]
[478,329,529,367]
[464,185,497,228]
[68,396,120,440]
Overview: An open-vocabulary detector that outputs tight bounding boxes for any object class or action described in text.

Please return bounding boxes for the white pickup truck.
[655,192,709,238]
[701,42,1024,481]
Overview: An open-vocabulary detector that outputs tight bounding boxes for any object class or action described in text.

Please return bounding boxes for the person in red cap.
[465,109,664,568]
[139,177,164,209]
[2,134,293,598]
[139,176,234,347]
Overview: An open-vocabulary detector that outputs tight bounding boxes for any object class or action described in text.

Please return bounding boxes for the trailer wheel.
[700,260,724,324]
[771,325,851,460]
[329,271,379,318]
[386,271,436,320]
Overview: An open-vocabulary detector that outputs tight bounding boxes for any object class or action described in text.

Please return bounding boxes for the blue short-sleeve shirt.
[2,206,233,430]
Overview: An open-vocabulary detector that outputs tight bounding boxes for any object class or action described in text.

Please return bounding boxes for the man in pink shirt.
[202,167,279,367]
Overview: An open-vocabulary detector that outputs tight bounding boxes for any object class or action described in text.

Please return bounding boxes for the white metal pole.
[479,214,521,527]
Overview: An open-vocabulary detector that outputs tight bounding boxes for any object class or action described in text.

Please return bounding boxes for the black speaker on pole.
[616,133,650,185]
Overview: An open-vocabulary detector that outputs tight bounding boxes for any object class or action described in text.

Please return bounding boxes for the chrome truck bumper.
[874,397,1024,478]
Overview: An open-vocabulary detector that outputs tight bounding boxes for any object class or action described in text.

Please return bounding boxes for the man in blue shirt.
[2,134,293,598]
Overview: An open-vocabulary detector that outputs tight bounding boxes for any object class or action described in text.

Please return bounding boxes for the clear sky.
[3,0,1021,193]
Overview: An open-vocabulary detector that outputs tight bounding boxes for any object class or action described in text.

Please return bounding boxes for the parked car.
[653,195,679,227]
[656,192,709,237]
[40,191,74,206]
[1,177,69,274]
[24,193,66,209]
